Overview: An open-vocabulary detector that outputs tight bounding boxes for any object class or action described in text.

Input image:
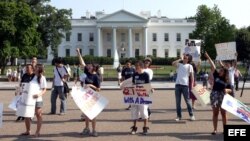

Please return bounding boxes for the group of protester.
[14,48,241,137]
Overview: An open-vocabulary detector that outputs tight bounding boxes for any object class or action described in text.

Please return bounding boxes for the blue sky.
[50,0,250,28]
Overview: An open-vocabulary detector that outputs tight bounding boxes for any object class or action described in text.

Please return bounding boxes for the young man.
[50,57,69,115]
[172,54,195,121]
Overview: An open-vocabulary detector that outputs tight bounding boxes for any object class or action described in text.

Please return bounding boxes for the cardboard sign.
[71,86,109,120]
[0,103,3,128]
[222,94,250,124]
[122,83,153,105]
[191,84,210,107]
[215,42,236,60]
[16,82,40,118]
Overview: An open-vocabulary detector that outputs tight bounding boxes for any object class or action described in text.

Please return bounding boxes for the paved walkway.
[0,89,249,141]
[1,81,250,90]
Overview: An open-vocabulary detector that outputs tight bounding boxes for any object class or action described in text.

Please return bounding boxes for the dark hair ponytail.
[36,65,44,84]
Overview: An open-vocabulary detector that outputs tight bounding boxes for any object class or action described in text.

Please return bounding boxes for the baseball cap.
[144,57,152,63]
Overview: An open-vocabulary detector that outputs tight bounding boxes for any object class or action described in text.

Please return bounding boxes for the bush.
[51,56,178,65]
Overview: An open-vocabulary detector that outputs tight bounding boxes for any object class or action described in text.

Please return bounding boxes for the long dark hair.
[36,64,44,84]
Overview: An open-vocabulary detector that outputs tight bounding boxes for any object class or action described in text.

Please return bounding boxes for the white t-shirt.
[31,75,47,102]
[53,66,68,86]
[228,67,235,85]
[143,68,153,81]
[175,63,193,86]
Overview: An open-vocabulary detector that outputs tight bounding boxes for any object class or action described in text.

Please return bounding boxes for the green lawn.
[1,64,247,79]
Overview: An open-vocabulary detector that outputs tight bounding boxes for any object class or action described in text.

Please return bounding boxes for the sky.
[50,0,250,29]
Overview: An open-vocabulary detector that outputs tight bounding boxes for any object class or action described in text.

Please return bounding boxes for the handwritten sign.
[120,78,133,89]
[215,42,236,60]
[222,94,250,124]
[16,82,40,118]
[122,83,153,105]
[71,86,108,120]
[191,84,210,107]
[0,103,3,128]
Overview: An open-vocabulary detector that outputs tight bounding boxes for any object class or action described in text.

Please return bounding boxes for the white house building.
[47,9,196,61]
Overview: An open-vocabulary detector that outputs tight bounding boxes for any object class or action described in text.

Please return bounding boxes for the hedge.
[52,55,178,66]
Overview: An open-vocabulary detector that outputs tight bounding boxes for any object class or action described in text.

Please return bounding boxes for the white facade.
[47,10,196,61]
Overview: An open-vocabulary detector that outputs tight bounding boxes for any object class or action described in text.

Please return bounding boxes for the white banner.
[16,82,40,118]
[191,84,210,107]
[122,83,153,105]
[8,96,21,111]
[71,86,109,120]
[215,42,236,60]
[222,94,250,124]
[0,103,3,128]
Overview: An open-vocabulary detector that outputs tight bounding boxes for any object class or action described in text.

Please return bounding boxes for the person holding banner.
[172,54,195,122]
[204,52,232,135]
[76,48,101,137]
[130,60,151,135]
[21,64,47,137]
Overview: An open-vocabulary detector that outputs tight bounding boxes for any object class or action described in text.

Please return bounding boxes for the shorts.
[210,91,224,107]
[131,105,149,120]
[35,101,43,108]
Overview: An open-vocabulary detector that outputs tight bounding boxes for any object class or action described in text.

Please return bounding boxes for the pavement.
[1,81,250,91]
[0,89,250,141]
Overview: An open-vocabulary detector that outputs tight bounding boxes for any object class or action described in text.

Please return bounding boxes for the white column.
[112,27,119,68]
[128,28,133,57]
[144,27,148,56]
[97,27,102,56]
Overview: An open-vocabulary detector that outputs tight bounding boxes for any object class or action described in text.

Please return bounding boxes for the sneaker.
[142,127,149,135]
[190,116,196,121]
[175,117,181,122]
[81,128,90,135]
[130,126,137,135]
[92,130,98,137]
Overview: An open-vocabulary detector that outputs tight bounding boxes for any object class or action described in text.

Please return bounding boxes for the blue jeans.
[51,86,67,114]
[175,84,193,118]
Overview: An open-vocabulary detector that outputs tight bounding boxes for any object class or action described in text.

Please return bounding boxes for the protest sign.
[16,82,40,118]
[184,39,201,62]
[222,94,250,124]
[215,42,236,60]
[71,86,109,120]
[120,78,133,89]
[0,103,3,128]
[122,83,153,105]
[191,84,210,107]
[8,96,21,111]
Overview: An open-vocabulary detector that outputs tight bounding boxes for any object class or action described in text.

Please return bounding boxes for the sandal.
[20,132,30,136]
[211,131,217,135]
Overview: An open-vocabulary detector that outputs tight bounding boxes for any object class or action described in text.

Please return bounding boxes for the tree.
[190,5,236,59]
[235,27,250,61]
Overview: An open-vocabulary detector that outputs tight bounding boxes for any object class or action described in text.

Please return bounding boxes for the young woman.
[204,52,231,135]
[130,60,150,135]
[21,64,47,137]
[76,48,101,137]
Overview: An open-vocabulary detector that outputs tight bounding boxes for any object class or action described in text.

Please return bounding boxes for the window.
[107,33,111,42]
[165,49,169,58]
[89,49,94,56]
[135,33,140,41]
[177,49,181,57]
[152,49,157,57]
[77,33,82,41]
[65,49,70,57]
[107,49,111,57]
[164,33,169,41]
[121,33,125,42]
[89,33,94,42]
[79,49,82,55]
[135,49,140,57]
[188,33,192,38]
[152,33,157,41]
[66,33,70,41]
[176,33,181,41]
